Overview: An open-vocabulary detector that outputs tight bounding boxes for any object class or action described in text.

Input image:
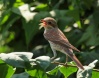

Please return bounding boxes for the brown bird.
[39,17,84,70]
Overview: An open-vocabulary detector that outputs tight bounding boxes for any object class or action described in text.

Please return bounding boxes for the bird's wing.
[44,28,80,52]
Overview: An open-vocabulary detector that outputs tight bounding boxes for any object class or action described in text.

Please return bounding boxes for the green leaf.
[78,13,99,46]
[0,9,11,25]
[0,13,20,51]
[35,56,51,70]
[1,15,20,41]
[22,12,49,46]
[36,4,48,11]
[27,55,53,77]
[22,18,38,46]
[12,4,50,45]
[0,63,16,78]
[92,71,99,78]
[12,72,29,78]
[59,65,77,78]
[83,0,93,9]
[83,52,99,64]
[12,4,37,22]
[26,65,47,78]
[10,52,33,59]
[93,11,99,26]
[0,59,5,63]
[66,9,81,28]
[26,67,37,77]
[0,53,25,68]
[47,66,59,75]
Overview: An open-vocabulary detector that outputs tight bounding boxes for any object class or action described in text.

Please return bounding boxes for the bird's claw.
[51,57,56,60]
[64,62,68,67]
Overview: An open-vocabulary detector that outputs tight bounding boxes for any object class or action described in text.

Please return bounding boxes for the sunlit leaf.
[59,65,77,78]
[77,60,98,78]
[9,52,33,59]
[26,65,48,78]
[12,4,37,22]
[0,63,16,78]
[47,66,59,75]
[22,12,49,45]
[36,4,48,11]
[0,9,11,25]
[92,71,99,78]
[35,56,51,70]
[0,53,25,68]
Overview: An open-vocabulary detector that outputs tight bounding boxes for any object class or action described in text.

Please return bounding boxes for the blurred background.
[0,0,99,69]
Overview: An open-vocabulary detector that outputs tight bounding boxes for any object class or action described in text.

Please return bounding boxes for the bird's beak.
[39,19,47,29]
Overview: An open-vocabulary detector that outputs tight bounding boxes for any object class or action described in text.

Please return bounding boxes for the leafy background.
[0,0,99,78]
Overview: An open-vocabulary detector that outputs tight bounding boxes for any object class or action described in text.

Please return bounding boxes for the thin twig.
[93,69,99,72]
[51,62,99,72]
[51,62,76,67]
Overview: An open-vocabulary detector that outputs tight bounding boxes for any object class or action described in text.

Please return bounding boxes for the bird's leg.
[51,48,57,60]
[65,55,68,66]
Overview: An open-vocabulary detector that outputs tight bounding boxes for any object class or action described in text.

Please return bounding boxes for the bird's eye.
[48,21,52,25]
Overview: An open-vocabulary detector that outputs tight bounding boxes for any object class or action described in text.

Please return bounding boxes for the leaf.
[0,59,5,63]
[92,71,99,78]
[83,0,94,9]
[0,53,25,68]
[0,63,16,78]
[66,9,81,28]
[36,4,48,11]
[9,52,33,59]
[22,18,38,46]
[59,65,77,78]
[53,0,64,9]
[22,11,49,46]
[26,66,37,77]
[12,72,29,78]
[1,15,20,46]
[88,60,98,68]
[12,4,50,45]
[47,66,59,75]
[12,4,37,22]
[78,13,99,46]
[1,15,20,33]
[93,11,99,26]
[35,56,51,70]
[0,9,11,25]
[9,52,33,68]
[77,60,98,78]
[26,65,48,78]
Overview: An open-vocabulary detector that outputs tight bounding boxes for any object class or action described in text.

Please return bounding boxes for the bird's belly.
[49,41,65,53]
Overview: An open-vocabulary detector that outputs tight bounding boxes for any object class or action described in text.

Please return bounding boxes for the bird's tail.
[69,54,84,70]
[64,49,84,70]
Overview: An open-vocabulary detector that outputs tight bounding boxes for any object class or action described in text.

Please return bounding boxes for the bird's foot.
[64,55,68,67]
[64,62,68,67]
[51,56,56,60]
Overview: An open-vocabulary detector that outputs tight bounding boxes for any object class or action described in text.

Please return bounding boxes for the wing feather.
[44,28,80,52]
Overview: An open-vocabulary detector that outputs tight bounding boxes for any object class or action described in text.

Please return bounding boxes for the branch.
[51,62,99,72]
[51,61,76,67]
[93,69,99,72]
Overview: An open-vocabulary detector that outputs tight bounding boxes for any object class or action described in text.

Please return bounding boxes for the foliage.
[0,0,99,78]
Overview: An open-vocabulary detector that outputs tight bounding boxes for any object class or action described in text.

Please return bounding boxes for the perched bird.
[39,17,84,70]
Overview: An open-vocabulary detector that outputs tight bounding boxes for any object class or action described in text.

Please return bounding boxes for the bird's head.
[39,17,58,29]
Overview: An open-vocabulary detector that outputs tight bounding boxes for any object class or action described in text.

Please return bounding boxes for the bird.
[39,17,84,70]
